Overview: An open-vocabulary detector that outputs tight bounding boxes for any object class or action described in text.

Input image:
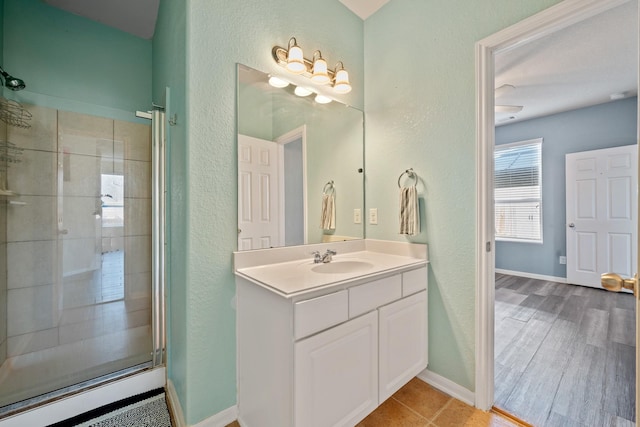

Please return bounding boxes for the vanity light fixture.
[294,86,313,97]
[311,51,330,84]
[268,76,289,88]
[273,37,352,95]
[285,37,305,74]
[315,94,332,104]
[332,62,352,94]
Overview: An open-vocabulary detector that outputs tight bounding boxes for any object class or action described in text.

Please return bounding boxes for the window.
[494,138,542,243]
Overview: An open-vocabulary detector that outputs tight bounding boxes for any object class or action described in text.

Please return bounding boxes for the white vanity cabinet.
[236,263,428,427]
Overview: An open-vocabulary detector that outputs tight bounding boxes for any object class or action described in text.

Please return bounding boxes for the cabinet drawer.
[295,290,348,340]
[349,275,402,318]
[402,266,427,296]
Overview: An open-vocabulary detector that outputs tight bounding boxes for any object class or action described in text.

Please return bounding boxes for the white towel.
[399,185,419,235]
[321,194,336,230]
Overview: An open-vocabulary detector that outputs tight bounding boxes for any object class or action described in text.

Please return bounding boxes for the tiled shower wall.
[1,104,150,358]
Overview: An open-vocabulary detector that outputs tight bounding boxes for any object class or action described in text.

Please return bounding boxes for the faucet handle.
[325,249,337,255]
[311,251,322,263]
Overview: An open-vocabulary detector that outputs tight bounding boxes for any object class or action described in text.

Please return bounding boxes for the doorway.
[475,0,640,422]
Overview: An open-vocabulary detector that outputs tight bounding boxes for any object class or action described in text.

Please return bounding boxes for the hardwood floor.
[494,274,636,426]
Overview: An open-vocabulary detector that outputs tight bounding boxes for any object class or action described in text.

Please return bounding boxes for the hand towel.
[399,185,419,235]
[321,193,336,230]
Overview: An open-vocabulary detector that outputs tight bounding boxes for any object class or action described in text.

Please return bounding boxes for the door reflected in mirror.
[237,64,364,250]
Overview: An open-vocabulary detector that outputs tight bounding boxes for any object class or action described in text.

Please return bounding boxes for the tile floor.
[226,378,524,427]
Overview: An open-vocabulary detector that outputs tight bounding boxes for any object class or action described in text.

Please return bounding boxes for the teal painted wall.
[496,97,637,277]
[183,0,363,423]
[364,0,562,390]
[3,0,151,118]
[152,0,188,416]
[0,0,4,71]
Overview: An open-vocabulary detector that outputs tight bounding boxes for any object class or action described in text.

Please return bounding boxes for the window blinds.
[494,139,542,242]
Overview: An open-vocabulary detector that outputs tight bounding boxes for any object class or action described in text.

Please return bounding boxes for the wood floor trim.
[491,405,534,427]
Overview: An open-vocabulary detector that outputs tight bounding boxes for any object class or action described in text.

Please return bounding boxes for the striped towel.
[321,194,336,230]
[399,185,419,235]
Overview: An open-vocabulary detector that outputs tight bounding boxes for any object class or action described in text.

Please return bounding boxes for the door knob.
[601,272,638,297]
[568,223,575,228]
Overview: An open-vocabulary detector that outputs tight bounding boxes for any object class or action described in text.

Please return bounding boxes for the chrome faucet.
[312,251,323,264]
[322,249,337,263]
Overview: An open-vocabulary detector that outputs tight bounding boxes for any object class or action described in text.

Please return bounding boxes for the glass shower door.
[0,104,157,412]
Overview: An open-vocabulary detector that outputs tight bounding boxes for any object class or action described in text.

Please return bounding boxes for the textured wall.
[152,0,188,416]
[364,0,562,390]
[3,0,151,115]
[496,97,637,277]
[183,0,363,423]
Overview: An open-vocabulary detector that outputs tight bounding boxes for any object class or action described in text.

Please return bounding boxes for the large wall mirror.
[237,64,364,250]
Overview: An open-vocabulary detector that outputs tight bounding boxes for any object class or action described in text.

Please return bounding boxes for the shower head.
[0,66,26,91]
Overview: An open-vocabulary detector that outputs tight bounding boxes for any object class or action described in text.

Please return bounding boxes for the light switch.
[354,209,362,224]
[369,208,378,225]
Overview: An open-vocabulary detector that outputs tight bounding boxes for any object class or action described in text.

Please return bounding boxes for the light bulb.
[286,39,305,74]
[268,76,289,88]
[333,68,352,94]
[315,94,332,104]
[294,86,313,97]
[311,51,330,84]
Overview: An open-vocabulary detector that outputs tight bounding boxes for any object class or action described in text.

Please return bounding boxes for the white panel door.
[294,311,378,427]
[378,290,428,403]
[566,145,638,288]
[237,134,280,250]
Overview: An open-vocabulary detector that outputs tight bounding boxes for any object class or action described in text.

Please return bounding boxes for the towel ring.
[398,168,418,188]
[323,180,335,195]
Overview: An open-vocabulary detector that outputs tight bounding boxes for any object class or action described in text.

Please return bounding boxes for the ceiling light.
[333,62,352,94]
[315,94,332,104]
[268,76,289,88]
[294,86,313,97]
[272,38,353,96]
[286,37,306,74]
[311,51,330,84]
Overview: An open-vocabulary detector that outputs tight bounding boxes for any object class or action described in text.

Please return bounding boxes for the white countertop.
[235,248,427,298]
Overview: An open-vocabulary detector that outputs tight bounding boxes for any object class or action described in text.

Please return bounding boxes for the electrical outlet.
[353,209,361,224]
[559,256,567,265]
[369,208,378,225]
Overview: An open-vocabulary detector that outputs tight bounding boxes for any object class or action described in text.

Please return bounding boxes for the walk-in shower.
[0,67,26,91]
[0,96,165,418]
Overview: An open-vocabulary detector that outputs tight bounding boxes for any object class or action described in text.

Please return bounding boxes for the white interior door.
[566,145,638,289]
[238,134,281,250]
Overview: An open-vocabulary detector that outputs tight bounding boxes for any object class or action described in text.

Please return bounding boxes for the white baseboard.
[495,268,566,284]
[166,379,186,427]
[417,369,475,407]
[192,405,238,427]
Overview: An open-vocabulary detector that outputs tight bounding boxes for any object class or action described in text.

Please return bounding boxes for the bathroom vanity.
[234,240,428,427]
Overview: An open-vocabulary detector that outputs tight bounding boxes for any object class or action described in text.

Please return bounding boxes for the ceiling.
[339,0,390,20]
[43,0,637,126]
[495,0,638,125]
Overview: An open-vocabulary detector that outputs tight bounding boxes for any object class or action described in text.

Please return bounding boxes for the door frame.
[275,125,308,245]
[474,0,635,411]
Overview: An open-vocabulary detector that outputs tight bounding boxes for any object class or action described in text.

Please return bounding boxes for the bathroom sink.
[311,260,374,274]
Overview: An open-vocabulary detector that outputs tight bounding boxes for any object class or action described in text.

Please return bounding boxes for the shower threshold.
[0,362,153,419]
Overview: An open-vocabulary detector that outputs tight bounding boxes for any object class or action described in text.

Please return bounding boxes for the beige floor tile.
[392,378,452,420]
[356,398,429,426]
[433,399,523,427]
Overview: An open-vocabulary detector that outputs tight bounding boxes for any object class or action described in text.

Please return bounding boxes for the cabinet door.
[295,311,378,427]
[379,290,428,402]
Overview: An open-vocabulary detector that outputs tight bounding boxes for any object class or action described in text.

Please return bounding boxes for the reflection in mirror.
[237,64,364,251]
